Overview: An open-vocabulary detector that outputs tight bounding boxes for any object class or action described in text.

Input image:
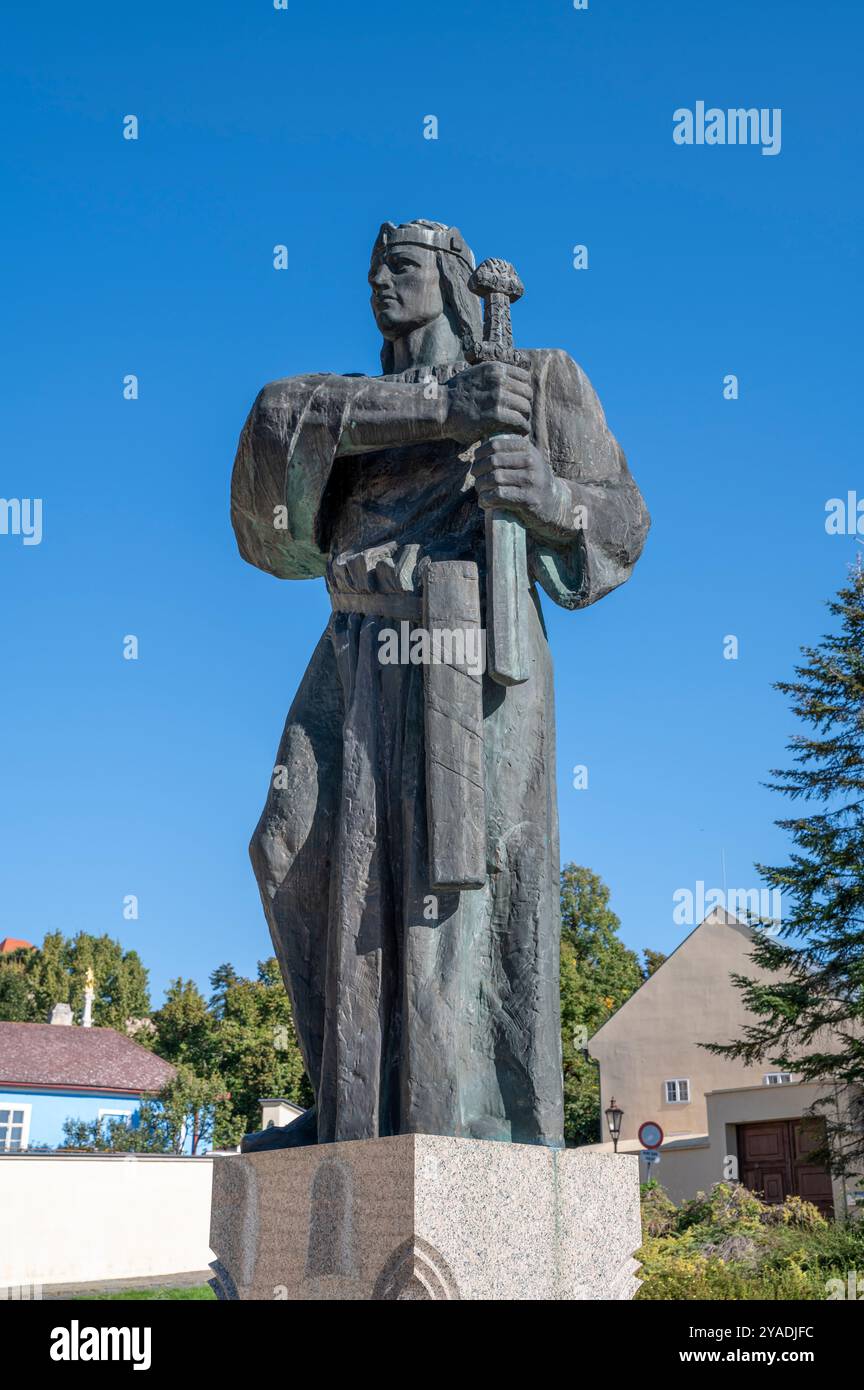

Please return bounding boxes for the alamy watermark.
[50,1322,151,1370]
[673,102,782,157]
[825,492,864,536]
[673,880,782,928]
[1,497,42,545]
[826,1272,864,1300]
[378,622,486,677]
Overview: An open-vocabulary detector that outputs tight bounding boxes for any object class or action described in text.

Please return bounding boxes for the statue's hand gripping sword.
[466,258,530,687]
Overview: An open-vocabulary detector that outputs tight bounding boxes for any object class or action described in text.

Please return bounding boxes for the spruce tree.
[706,561,864,1177]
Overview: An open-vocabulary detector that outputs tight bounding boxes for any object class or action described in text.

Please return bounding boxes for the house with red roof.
[0,1020,175,1152]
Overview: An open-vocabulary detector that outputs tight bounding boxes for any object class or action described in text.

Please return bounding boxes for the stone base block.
[209,1134,641,1301]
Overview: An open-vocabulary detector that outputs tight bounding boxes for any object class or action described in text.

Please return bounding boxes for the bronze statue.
[231,220,648,1150]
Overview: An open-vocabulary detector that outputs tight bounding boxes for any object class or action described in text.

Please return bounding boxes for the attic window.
[665,1079,690,1104]
[764,1073,792,1086]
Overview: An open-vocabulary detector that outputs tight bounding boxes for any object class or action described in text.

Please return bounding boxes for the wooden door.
[738,1120,791,1204]
[790,1117,835,1215]
[738,1118,834,1217]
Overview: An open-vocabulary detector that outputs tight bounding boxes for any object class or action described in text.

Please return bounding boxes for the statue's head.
[369,220,482,372]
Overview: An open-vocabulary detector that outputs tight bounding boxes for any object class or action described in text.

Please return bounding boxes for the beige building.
[588,908,861,1219]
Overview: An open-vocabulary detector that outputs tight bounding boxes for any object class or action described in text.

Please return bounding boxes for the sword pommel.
[466,258,527,367]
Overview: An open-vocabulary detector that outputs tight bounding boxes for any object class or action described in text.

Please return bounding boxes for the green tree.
[0,946,34,1020]
[65,932,151,1031]
[705,564,864,1178]
[560,944,603,1145]
[22,932,68,1018]
[0,931,150,1030]
[208,958,313,1148]
[60,1065,228,1155]
[155,1065,229,1154]
[152,978,217,1069]
[151,980,226,1152]
[559,864,643,1144]
[61,1107,170,1153]
[642,948,667,979]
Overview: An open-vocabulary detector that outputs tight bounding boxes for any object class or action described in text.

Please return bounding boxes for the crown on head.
[372,221,475,271]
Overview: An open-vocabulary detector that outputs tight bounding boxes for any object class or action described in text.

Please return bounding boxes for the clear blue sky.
[2,0,861,1006]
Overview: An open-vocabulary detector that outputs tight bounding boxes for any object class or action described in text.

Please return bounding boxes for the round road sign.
[638,1121,664,1150]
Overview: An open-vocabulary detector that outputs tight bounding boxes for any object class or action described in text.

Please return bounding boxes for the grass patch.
[73,1284,216,1301]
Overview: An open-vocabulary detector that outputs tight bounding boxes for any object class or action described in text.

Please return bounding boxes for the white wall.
[0,1153,214,1290]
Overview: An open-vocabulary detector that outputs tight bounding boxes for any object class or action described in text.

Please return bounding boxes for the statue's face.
[368,243,444,340]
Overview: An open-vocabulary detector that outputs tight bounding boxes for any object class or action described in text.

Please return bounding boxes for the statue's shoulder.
[522,349,618,468]
[524,347,586,388]
[523,348,600,416]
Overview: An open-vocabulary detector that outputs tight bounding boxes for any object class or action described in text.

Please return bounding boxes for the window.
[98,1109,134,1137]
[665,1079,690,1104]
[0,1104,31,1152]
[764,1073,792,1086]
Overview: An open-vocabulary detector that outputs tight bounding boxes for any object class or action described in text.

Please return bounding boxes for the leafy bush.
[640,1180,677,1238]
[675,1182,768,1239]
[761,1193,826,1231]
[636,1181,864,1301]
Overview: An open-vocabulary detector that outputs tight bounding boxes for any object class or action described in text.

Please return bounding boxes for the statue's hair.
[377,220,482,374]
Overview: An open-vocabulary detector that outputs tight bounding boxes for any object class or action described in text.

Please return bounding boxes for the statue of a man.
[232,220,648,1151]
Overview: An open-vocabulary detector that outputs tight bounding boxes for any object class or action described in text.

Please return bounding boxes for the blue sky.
[2,0,861,1006]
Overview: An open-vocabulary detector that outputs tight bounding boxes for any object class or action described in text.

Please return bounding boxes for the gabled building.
[0,1021,175,1151]
[588,908,860,1219]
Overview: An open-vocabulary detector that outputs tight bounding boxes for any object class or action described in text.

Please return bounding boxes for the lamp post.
[605,1096,623,1153]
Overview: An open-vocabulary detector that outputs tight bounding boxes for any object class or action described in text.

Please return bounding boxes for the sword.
[466,258,530,686]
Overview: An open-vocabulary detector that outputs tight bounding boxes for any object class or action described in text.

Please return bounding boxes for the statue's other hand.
[473,435,565,535]
[444,362,532,444]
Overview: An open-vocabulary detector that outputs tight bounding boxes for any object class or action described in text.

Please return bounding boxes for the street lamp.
[605,1096,624,1153]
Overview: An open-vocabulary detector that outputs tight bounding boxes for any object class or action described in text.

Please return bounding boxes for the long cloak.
[231,349,649,1147]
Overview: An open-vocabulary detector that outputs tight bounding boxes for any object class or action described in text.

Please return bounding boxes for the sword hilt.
[466,259,528,368]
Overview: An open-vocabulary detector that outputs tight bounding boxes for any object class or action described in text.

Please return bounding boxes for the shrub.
[761,1194,826,1231]
[640,1180,677,1237]
[636,1180,864,1301]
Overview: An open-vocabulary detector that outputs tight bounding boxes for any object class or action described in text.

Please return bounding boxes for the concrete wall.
[585,1138,715,1205]
[0,1153,214,1290]
[589,910,792,1142]
[639,1141,713,1205]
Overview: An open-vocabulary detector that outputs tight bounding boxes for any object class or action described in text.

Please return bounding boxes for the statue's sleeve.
[529,349,650,609]
[231,373,365,579]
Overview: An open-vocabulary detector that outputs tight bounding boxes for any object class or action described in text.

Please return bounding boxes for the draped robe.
[231,348,649,1148]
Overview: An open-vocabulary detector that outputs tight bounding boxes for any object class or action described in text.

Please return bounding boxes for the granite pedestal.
[209,1135,641,1301]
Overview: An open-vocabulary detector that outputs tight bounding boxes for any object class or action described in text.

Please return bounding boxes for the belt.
[329,590,423,622]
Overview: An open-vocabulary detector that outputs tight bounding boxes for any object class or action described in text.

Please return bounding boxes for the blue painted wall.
[0,1088,139,1150]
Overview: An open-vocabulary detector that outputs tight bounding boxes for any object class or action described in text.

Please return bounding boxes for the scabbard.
[422,560,486,892]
